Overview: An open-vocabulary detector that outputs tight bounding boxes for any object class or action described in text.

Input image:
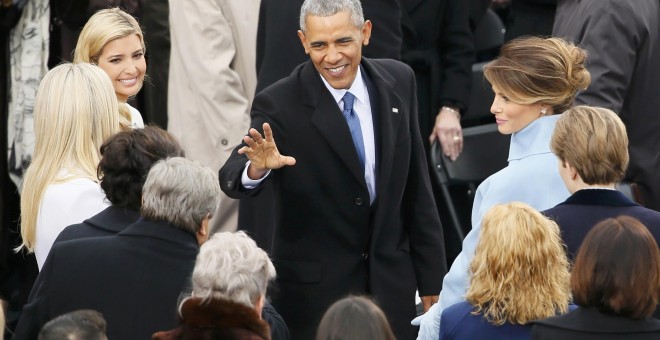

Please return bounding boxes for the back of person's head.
[484,36,590,114]
[572,216,660,319]
[551,105,629,185]
[466,202,571,325]
[141,157,220,235]
[299,0,364,32]
[191,231,275,308]
[98,125,184,210]
[38,310,107,340]
[316,295,395,340]
[19,62,119,252]
[73,7,144,64]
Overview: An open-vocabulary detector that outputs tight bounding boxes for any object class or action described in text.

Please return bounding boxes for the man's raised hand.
[238,123,296,179]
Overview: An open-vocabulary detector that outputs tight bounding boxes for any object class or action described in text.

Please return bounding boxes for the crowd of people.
[1,0,659,339]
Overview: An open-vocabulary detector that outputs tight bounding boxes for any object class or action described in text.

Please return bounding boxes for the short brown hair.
[484,36,590,114]
[551,106,628,185]
[572,216,660,319]
[316,295,395,340]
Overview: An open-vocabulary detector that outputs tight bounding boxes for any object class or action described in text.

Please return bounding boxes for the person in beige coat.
[168,0,260,233]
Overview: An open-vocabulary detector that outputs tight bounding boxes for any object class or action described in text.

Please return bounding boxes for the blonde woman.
[416,36,590,339]
[440,202,571,339]
[19,63,119,269]
[74,7,145,129]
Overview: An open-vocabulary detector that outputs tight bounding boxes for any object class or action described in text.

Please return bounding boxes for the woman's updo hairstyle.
[484,36,591,114]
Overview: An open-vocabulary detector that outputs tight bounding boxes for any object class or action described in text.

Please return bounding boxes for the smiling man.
[219,0,446,339]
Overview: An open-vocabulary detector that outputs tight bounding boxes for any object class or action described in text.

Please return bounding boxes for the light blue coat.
[415,115,570,340]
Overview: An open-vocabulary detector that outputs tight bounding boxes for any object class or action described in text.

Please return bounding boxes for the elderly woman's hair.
[19,63,119,252]
[466,202,571,325]
[73,7,145,129]
[316,295,395,340]
[299,0,364,32]
[98,125,184,210]
[551,105,629,185]
[572,216,660,319]
[191,231,275,308]
[38,310,107,340]
[141,157,220,234]
[484,36,591,114]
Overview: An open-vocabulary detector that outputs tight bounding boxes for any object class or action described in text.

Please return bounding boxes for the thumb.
[281,156,296,166]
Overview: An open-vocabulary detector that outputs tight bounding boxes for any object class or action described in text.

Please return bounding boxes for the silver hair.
[141,157,220,234]
[299,0,364,32]
[191,231,276,308]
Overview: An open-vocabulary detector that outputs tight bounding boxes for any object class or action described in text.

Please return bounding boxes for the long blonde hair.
[74,7,145,129]
[18,63,119,252]
[466,202,571,325]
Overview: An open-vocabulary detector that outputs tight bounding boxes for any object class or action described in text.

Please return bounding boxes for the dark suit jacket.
[532,307,660,340]
[440,301,532,340]
[14,219,198,340]
[54,205,140,242]
[399,0,474,147]
[542,189,660,262]
[220,58,446,340]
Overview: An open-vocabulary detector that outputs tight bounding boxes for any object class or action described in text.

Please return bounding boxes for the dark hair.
[316,295,395,340]
[572,216,660,319]
[97,125,184,210]
[38,309,107,340]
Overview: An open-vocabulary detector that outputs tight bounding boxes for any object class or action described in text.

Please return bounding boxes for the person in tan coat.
[167,0,260,233]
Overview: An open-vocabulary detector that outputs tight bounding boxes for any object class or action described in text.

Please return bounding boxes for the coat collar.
[534,307,660,333]
[304,58,401,190]
[84,206,141,234]
[509,115,559,162]
[119,218,199,249]
[559,189,639,208]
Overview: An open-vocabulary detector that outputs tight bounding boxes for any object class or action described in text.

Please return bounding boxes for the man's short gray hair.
[141,157,220,234]
[299,0,364,32]
[191,231,276,308]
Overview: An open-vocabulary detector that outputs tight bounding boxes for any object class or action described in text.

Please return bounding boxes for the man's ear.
[566,161,579,180]
[298,30,310,54]
[196,214,210,245]
[361,20,372,46]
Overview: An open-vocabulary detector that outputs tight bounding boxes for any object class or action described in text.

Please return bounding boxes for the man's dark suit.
[54,205,140,242]
[220,58,446,340]
[542,189,660,261]
[14,219,198,339]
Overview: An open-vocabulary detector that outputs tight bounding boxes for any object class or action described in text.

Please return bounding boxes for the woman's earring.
[541,107,547,115]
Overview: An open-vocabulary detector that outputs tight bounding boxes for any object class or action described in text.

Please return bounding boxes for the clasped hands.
[239,123,296,180]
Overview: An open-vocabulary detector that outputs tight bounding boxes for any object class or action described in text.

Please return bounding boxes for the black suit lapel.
[361,59,403,197]
[303,62,368,187]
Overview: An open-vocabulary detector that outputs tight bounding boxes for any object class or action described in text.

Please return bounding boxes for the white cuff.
[241,161,271,189]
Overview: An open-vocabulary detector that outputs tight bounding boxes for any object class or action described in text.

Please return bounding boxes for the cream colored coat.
[168,0,260,233]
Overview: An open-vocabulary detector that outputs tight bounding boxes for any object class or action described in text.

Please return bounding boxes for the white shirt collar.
[319,66,367,107]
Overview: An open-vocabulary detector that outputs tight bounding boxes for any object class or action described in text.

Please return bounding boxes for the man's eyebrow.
[310,41,327,47]
[336,36,354,43]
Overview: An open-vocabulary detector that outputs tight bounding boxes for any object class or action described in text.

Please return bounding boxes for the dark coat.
[504,0,556,42]
[553,0,660,210]
[220,58,446,340]
[532,307,660,340]
[542,189,660,262]
[440,301,532,340]
[152,298,271,340]
[399,0,474,148]
[13,219,199,339]
[54,205,140,242]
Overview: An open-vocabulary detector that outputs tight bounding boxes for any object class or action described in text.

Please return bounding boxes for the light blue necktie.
[342,92,365,169]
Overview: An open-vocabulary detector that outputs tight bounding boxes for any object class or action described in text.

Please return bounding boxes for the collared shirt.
[319,66,376,203]
[242,66,377,203]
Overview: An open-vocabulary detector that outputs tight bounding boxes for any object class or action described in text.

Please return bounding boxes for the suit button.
[355,197,363,205]
[221,139,228,146]
[362,252,369,260]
